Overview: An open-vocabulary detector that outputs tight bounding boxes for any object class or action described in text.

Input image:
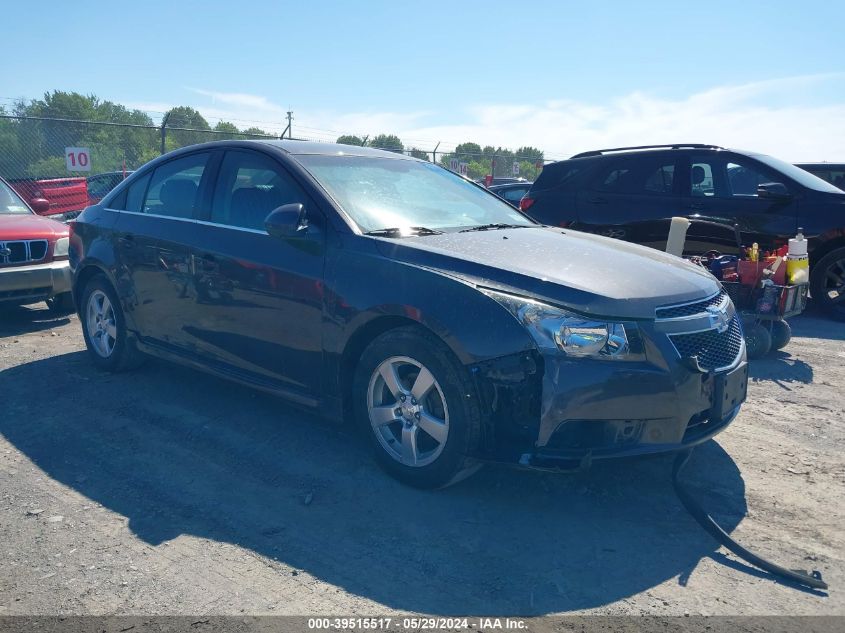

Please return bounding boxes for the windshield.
[0,180,31,215]
[751,153,844,194]
[296,155,535,233]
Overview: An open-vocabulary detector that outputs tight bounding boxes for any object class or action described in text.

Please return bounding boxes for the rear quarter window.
[532,161,585,191]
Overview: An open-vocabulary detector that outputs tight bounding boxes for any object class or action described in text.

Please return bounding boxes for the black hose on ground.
[672,449,828,591]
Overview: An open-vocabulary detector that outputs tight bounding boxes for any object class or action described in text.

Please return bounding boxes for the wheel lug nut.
[400,395,406,402]
[414,412,420,420]
[394,408,402,416]
[411,398,417,405]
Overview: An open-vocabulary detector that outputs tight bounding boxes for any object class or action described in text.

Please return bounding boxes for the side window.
[211,150,307,231]
[725,160,782,197]
[691,162,715,197]
[143,153,209,218]
[644,164,675,194]
[594,157,677,195]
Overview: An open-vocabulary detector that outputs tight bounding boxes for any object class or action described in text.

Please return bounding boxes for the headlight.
[481,288,632,359]
[54,237,70,258]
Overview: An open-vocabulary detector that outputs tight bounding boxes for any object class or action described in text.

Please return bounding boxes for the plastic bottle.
[786,229,809,285]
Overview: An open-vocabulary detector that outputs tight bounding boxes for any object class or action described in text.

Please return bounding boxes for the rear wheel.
[810,247,845,321]
[353,327,482,488]
[80,276,144,371]
[46,291,74,315]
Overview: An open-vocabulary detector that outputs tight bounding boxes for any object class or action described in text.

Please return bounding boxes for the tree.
[369,134,403,153]
[243,126,270,138]
[163,106,210,150]
[214,121,240,139]
[409,147,429,161]
[336,134,364,146]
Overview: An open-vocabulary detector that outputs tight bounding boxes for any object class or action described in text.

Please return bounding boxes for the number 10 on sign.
[65,147,91,172]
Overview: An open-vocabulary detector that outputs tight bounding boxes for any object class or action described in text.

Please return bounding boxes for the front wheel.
[353,327,482,489]
[744,321,772,359]
[80,276,144,371]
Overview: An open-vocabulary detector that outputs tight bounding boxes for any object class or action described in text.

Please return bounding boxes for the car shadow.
[0,304,71,336]
[1,351,757,615]
[748,351,814,388]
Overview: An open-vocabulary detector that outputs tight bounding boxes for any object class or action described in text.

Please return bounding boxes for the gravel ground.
[0,302,842,616]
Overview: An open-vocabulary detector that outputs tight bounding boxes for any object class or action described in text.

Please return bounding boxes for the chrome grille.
[0,240,49,265]
[655,289,728,319]
[669,315,744,371]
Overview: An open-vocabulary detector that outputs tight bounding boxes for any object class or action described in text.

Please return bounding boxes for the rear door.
[188,148,326,399]
[114,151,214,351]
[574,153,686,249]
[683,153,799,255]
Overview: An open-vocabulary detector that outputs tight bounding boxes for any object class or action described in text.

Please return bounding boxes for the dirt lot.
[0,302,843,616]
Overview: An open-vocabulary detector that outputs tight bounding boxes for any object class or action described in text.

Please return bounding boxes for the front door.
[187,149,326,399]
[681,153,799,255]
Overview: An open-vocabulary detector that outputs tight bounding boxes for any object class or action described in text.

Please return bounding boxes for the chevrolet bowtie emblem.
[706,305,730,334]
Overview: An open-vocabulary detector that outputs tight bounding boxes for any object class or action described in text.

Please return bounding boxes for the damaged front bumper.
[472,319,748,471]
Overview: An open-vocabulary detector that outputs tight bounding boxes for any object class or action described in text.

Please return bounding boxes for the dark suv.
[69,140,747,487]
[521,144,845,320]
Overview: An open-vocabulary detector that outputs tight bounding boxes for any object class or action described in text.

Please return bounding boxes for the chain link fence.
[0,113,551,216]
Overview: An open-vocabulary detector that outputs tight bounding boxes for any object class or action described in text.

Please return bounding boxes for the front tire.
[744,321,772,359]
[353,326,482,488]
[810,247,845,321]
[80,275,144,371]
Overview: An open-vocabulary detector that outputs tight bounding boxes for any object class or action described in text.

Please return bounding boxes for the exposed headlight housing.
[53,237,70,258]
[481,288,632,359]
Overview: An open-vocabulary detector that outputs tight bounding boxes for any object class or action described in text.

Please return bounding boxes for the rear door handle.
[688,202,704,211]
[587,196,608,204]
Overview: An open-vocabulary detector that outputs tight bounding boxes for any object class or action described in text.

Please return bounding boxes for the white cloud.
[128,75,845,161]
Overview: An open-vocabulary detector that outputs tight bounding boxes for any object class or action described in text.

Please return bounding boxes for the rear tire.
[810,247,845,321]
[744,322,772,359]
[80,275,144,372]
[46,291,74,315]
[353,326,482,489]
[770,320,792,351]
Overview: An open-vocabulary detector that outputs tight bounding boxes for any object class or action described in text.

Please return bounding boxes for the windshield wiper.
[364,226,443,237]
[459,223,531,232]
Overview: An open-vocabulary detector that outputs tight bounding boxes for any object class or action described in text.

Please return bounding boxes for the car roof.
[244,139,418,159]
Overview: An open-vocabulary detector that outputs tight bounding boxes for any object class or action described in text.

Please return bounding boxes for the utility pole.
[286,110,293,139]
[159,112,171,155]
[432,141,440,165]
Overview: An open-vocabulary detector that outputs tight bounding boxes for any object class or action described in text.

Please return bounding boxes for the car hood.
[0,213,68,240]
[374,226,721,319]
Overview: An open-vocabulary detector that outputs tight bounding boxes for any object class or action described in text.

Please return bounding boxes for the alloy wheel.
[822,257,845,307]
[86,289,117,358]
[367,356,450,467]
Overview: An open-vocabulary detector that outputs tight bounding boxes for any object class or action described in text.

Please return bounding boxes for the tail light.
[519,196,535,212]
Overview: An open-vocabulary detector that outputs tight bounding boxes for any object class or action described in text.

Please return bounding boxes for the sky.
[2,0,844,161]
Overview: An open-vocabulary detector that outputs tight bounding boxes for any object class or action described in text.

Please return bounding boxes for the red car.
[0,176,74,312]
[8,176,90,222]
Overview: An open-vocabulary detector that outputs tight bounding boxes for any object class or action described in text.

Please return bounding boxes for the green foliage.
[164,106,211,150]
[368,134,403,153]
[243,126,271,138]
[409,147,429,161]
[213,121,241,139]
[336,134,364,146]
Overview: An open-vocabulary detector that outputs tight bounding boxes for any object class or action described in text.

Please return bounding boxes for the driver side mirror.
[264,203,309,239]
[30,197,51,214]
[757,182,791,200]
